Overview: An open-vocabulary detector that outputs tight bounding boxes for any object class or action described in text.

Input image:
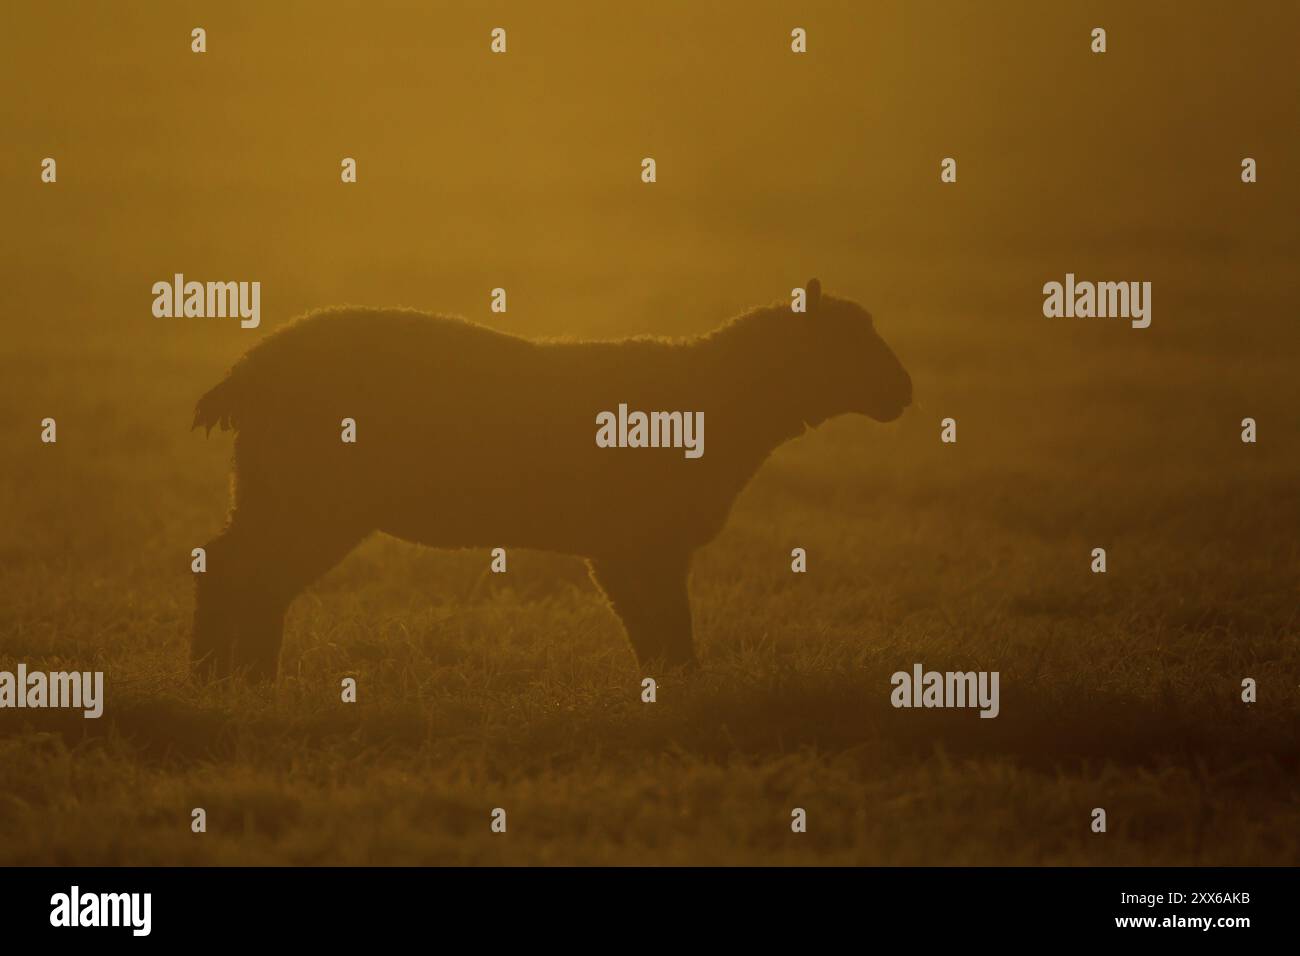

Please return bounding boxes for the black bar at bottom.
[0,866,1281,942]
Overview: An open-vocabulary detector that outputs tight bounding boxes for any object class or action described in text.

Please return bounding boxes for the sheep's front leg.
[588,553,698,670]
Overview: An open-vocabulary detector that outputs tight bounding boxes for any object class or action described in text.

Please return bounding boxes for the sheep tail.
[193,375,239,436]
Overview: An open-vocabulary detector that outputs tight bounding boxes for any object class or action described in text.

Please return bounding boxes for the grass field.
[2,249,1298,865]
[2,2,1299,865]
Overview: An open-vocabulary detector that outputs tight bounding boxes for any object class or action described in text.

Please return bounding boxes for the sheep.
[191,279,912,681]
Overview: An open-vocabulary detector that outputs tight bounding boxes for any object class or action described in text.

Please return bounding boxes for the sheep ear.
[806,278,822,311]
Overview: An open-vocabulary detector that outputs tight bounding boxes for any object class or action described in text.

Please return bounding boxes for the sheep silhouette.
[191,279,912,681]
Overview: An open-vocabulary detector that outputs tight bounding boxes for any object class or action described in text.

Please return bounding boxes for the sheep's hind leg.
[192,521,251,683]
[588,553,698,670]
[225,518,371,682]
[193,509,368,683]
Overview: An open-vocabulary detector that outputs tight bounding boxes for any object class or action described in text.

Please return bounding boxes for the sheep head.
[797,278,912,424]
